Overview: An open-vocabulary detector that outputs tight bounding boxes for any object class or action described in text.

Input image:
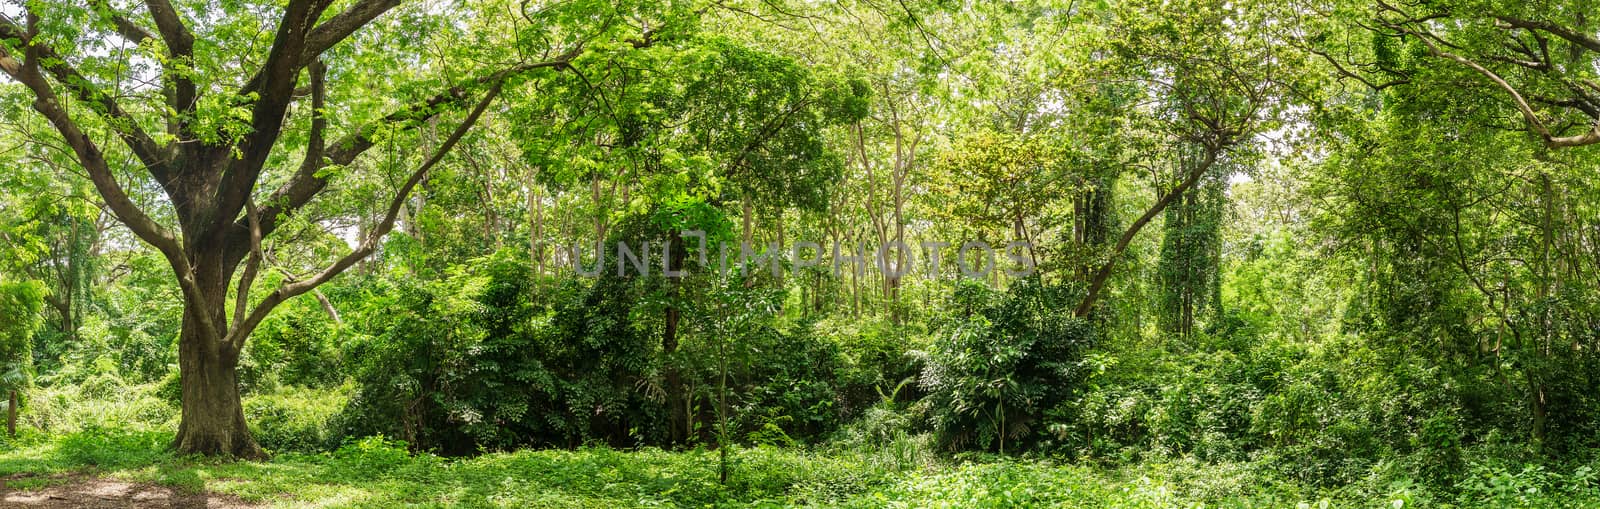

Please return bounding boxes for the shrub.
[920,279,1096,453]
[244,383,353,453]
[329,435,418,479]
[338,247,661,453]
[22,381,176,434]
[240,305,346,390]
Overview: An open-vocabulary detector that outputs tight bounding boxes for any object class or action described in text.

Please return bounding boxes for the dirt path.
[0,475,259,508]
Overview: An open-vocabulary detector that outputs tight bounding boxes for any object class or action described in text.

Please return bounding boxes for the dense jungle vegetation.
[4,0,1600,506]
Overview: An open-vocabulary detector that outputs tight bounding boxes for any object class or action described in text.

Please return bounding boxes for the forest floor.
[0,429,1287,509]
[0,428,1590,508]
[1,473,257,508]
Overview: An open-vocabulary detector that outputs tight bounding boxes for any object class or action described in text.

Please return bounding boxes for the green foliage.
[674,36,867,211]
[53,426,172,469]
[0,426,1306,508]
[21,381,176,435]
[8,0,1600,503]
[921,279,1096,453]
[0,278,45,392]
[1068,348,1264,462]
[240,302,346,390]
[328,435,419,480]
[1454,458,1600,508]
[245,384,352,454]
[338,248,569,453]
[12,388,1600,508]
[40,312,173,390]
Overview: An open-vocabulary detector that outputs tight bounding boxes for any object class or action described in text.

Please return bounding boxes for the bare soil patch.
[1,474,259,508]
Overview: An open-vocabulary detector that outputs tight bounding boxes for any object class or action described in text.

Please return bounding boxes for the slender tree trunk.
[1181,192,1195,338]
[851,234,861,317]
[7,390,16,438]
[854,122,891,313]
[592,173,607,242]
[481,162,499,250]
[531,183,545,278]
[828,229,841,313]
[1533,381,1548,449]
[889,130,911,324]
[664,229,686,444]
[742,197,754,249]
[776,211,786,287]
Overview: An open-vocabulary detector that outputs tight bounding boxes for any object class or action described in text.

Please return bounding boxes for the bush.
[329,435,418,479]
[920,279,1095,453]
[240,302,346,390]
[726,316,885,445]
[22,381,176,434]
[339,242,898,453]
[244,383,352,453]
[337,247,661,453]
[812,316,928,416]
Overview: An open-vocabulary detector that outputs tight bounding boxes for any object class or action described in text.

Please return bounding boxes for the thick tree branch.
[0,25,174,258]
[1075,145,1222,317]
[0,17,171,176]
[288,58,329,209]
[304,0,402,61]
[1407,27,1600,148]
[213,0,337,241]
[0,30,220,345]
[225,82,503,354]
[231,199,264,334]
[143,0,192,52]
[1494,16,1600,54]
[237,0,402,97]
[90,0,154,44]
[1376,3,1600,148]
[144,0,196,115]
[226,50,584,267]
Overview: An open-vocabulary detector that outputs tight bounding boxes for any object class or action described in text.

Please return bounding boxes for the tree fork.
[1074,145,1222,318]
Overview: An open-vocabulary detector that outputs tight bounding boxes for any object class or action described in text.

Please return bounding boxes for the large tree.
[0,0,659,457]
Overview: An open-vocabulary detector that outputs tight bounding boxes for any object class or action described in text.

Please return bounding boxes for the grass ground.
[0,428,1593,508]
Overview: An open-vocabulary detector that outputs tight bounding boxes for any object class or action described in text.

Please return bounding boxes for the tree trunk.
[1533,382,1548,449]
[1075,147,1219,317]
[742,197,754,249]
[47,295,74,344]
[776,211,785,287]
[173,307,264,459]
[531,182,545,278]
[7,390,16,438]
[592,174,608,242]
[664,229,686,444]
